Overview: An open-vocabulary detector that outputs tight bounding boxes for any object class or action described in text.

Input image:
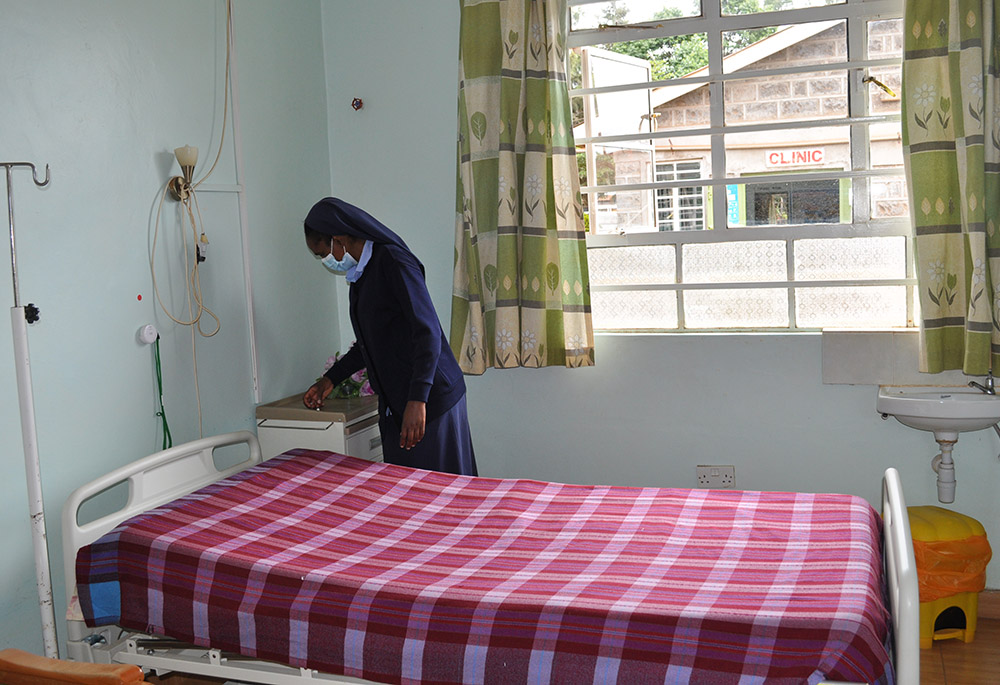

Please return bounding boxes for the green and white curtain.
[451,0,595,374]
[903,0,1000,373]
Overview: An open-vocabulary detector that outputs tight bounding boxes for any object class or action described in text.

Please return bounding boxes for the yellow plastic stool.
[908,506,992,650]
[916,591,979,649]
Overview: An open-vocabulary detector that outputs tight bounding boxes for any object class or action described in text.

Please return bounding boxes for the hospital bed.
[62,431,919,684]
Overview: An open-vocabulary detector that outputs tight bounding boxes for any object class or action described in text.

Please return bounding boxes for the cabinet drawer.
[345,423,383,463]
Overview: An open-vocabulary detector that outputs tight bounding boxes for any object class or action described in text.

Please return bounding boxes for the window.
[656,161,706,230]
[569,0,912,331]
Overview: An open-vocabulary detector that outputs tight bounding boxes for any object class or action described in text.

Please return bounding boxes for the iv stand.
[4,161,58,659]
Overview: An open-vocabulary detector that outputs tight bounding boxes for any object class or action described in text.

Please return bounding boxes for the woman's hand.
[303,377,334,409]
[400,400,426,450]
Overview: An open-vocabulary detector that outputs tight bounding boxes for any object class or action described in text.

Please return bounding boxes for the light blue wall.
[2,0,997,659]
[0,0,334,654]
[321,0,999,584]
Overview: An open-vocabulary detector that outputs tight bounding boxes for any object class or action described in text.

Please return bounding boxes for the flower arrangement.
[323,350,374,399]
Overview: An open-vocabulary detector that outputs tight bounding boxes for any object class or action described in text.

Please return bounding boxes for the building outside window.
[570,0,911,331]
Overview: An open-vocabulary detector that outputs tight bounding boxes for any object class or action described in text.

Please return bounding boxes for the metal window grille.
[569,0,913,331]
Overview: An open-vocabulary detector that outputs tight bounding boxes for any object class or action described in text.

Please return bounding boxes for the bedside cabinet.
[255,394,382,462]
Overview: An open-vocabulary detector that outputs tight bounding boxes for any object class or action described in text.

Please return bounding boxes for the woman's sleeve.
[322,343,365,386]
[387,250,441,403]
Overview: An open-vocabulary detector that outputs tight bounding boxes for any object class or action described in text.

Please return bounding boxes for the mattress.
[77,450,893,684]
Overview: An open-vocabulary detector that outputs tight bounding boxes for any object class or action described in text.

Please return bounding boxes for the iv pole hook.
[4,162,51,309]
[2,161,51,187]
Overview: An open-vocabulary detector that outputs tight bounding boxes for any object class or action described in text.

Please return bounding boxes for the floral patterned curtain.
[450,0,595,374]
[903,0,1000,373]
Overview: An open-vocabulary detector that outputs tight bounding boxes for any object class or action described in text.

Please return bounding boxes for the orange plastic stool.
[908,506,992,650]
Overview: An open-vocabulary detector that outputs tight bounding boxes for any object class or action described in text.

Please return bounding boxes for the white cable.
[149,181,218,440]
[150,185,220,335]
[147,0,233,438]
[193,0,232,191]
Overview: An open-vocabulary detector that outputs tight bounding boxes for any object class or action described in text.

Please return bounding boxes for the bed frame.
[61,431,920,685]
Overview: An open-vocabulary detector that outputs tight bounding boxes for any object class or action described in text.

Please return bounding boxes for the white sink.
[876,385,1000,503]
[876,386,1000,437]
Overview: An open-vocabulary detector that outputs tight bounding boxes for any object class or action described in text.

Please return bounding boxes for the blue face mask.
[321,240,358,273]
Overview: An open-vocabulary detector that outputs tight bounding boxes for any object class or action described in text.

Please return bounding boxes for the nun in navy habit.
[301,197,477,476]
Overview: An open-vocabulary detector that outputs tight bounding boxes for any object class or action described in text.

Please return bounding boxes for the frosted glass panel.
[796,286,907,328]
[795,237,905,280]
[592,290,678,329]
[684,241,786,283]
[685,289,788,327]
[589,245,676,285]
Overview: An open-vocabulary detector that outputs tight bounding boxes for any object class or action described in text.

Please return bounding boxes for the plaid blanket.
[77,450,892,684]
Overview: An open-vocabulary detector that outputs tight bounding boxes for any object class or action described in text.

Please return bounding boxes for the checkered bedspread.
[77,450,893,684]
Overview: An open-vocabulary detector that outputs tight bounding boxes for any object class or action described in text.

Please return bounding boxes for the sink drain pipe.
[931,423,1000,503]
[931,439,957,503]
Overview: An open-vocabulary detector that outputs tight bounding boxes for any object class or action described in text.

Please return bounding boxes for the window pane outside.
[723,71,849,124]
[571,1,701,31]
[721,0,843,16]
[572,0,910,330]
[722,20,846,72]
[656,161,706,231]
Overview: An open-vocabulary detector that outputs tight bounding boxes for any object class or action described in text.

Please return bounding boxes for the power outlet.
[696,465,735,489]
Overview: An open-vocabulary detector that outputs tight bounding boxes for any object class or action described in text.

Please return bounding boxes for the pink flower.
[324,355,337,372]
[351,368,367,383]
[360,380,374,396]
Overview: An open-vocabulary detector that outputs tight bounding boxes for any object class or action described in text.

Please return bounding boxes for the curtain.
[451,0,595,374]
[903,0,1000,373]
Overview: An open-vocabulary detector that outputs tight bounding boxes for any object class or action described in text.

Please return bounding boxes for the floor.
[919,617,1000,684]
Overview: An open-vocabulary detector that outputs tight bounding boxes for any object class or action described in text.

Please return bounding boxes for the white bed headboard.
[60,431,262,606]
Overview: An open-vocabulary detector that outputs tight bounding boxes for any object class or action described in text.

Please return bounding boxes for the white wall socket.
[696,465,735,488]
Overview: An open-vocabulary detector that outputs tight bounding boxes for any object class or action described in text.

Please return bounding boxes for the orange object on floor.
[0,648,149,685]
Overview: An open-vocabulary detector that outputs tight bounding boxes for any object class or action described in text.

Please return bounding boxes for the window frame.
[569,0,915,332]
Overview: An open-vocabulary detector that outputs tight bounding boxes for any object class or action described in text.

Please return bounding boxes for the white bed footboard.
[882,467,919,685]
[61,430,262,609]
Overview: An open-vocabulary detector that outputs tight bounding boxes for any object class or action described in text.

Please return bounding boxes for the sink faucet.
[969,369,995,395]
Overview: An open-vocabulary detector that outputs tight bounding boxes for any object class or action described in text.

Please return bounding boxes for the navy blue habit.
[305,197,477,476]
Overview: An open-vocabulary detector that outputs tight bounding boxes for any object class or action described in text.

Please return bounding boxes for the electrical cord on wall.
[153,336,173,449]
[150,182,218,439]
[147,0,233,438]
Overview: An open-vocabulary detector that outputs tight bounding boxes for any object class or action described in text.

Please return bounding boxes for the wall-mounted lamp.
[167,145,198,201]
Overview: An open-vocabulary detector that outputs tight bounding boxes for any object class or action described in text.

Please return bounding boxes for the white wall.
[321,0,1000,584]
[0,0,334,654]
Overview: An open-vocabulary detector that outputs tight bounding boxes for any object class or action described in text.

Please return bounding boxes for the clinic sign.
[765,147,825,167]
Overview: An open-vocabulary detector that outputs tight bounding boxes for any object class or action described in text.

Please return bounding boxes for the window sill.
[593,329,973,388]
[821,329,970,386]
